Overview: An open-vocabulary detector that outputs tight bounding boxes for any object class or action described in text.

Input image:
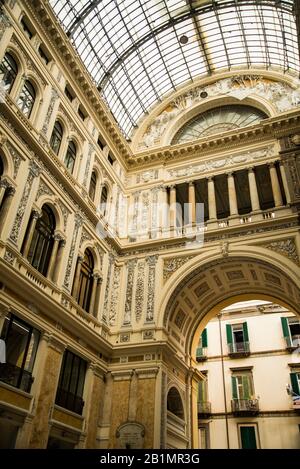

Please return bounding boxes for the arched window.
[50,121,63,155]
[64,141,76,174]
[100,185,108,216]
[89,171,97,201]
[0,52,18,93]
[77,249,94,312]
[17,80,36,118]
[167,387,184,419]
[27,205,56,276]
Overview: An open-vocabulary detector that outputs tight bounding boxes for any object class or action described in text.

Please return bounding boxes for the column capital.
[93,272,101,281]
[207,176,214,182]
[0,178,10,190]
[169,184,176,190]
[188,180,195,186]
[247,166,255,172]
[227,171,235,177]
[268,161,276,168]
[77,255,84,264]
[53,231,65,242]
[6,186,16,197]
[43,333,66,354]
[32,209,42,220]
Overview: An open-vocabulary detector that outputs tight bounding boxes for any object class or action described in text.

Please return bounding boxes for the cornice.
[128,109,300,168]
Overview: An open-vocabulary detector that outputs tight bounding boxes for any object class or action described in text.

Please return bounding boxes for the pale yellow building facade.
[0,0,299,450]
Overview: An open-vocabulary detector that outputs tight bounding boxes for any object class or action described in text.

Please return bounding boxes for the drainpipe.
[217,312,230,449]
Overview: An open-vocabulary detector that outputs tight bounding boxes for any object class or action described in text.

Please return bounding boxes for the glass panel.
[17,81,36,118]
[0,53,18,93]
[49,1,298,138]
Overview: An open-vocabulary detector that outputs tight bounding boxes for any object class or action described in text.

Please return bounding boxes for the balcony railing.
[228,341,250,357]
[0,362,34,393]
[231,398,259,415]
[285,335,300,351]
[55,387,85,415]
[196,347,207,362]
[197,401,211,418]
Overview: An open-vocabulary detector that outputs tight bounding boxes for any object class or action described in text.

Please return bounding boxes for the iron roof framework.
[49,0,298,138]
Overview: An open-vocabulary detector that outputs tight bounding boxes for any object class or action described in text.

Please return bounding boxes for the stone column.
[0,185,15,236]
[269,162,283,207]
[52,239,66,284]
[22,209,41,258]
[27,334,65,448]
[72,255,84,300]
[0,179,9,206]
[89,273,100,315]
[279,161,291,204]
[159,186,168,233]
[169,185,176,230]
[46,233,63,280]
[207,177,217,220]
[188,181,196,225]
[227,172,238,216]
[248,167,260,212]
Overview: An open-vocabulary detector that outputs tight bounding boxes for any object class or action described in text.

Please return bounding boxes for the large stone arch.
[159,245,300,362]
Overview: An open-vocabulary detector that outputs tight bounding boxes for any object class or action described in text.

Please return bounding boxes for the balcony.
[0,362,34,393]
[285,335,300,352]
[196,347,207,362]
[55,388,85,415]
[231,398,259,416]
[228,341,250,358]
[197,401,211,418]
[292,399,300,413]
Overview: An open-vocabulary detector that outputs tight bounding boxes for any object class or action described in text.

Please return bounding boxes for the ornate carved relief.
[102,254,114,323]
[83,143,95,188]
[261,238,300,266]
[135,260,145,322]
[124,259,137,325]
[163,255,194,282]
[10,36,47,87]
[80,227,92,248]
[63,213,83,290]
[4,248,15,265]
[136,169,159,183]
[6,143,22,178]
[9,160,41,243]
[141,191,149,234]
[167,145,275,179]
[146,255,158,322]
[0,12,11,42]
[142,75,300,148]
[55,198,70,232]
[35,179,54,201]
[42,88,59,135]
[109,264,121,325]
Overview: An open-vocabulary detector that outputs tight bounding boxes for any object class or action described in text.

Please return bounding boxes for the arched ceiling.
[50,1,298,138]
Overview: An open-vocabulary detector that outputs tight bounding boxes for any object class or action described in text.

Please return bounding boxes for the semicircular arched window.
[77,249,94,312]
[172,105,268,145]
[17,80,36,118]
[167,387,184,420]
[28,205,56,276]
[50,121,63,155]
[0,52,18,94]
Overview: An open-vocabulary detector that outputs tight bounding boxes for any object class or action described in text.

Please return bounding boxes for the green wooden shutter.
[242,322,249,342]
[226,324,233,344]
[201,329,208,348]
[290,373,300,395]
[242,375,251,399]
[231,376,238,399]
[281,317,290,339]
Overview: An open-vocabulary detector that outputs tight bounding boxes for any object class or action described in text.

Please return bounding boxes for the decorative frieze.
[55,198,70,232]
[3,248,15,265]
[146,255,158,322]
[136,169,159,183]
[124,259,137,325]
[135,260,145,322]
[109,264,121,325]
[63,213,83,289]
[80,227,92,248]
[167,145,275,180]
[42,88,59,136]
[261,238,300,266]
[0,12,11,42]
[163,255,194,282]
[9,160,41,243]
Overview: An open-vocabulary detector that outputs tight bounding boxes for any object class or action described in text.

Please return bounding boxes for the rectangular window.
[239,425,258,449]
[38,46,49,65]
[20,17,34,39]
[78,106,87,121]
[290,372,300,395]
[226,323,249,355]
[64,85,75,103]
[55,350,87,415]
[281,317,300,348]
[108,153,115,165]
[232,374,254,400]
[0,315,40,393]
[196,328,207,361]
[97,136,105,150]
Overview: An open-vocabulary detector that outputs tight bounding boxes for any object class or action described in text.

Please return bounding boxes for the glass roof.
[49,0,298,138]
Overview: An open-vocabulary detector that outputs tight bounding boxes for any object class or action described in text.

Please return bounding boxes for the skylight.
[49,1,298,138]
